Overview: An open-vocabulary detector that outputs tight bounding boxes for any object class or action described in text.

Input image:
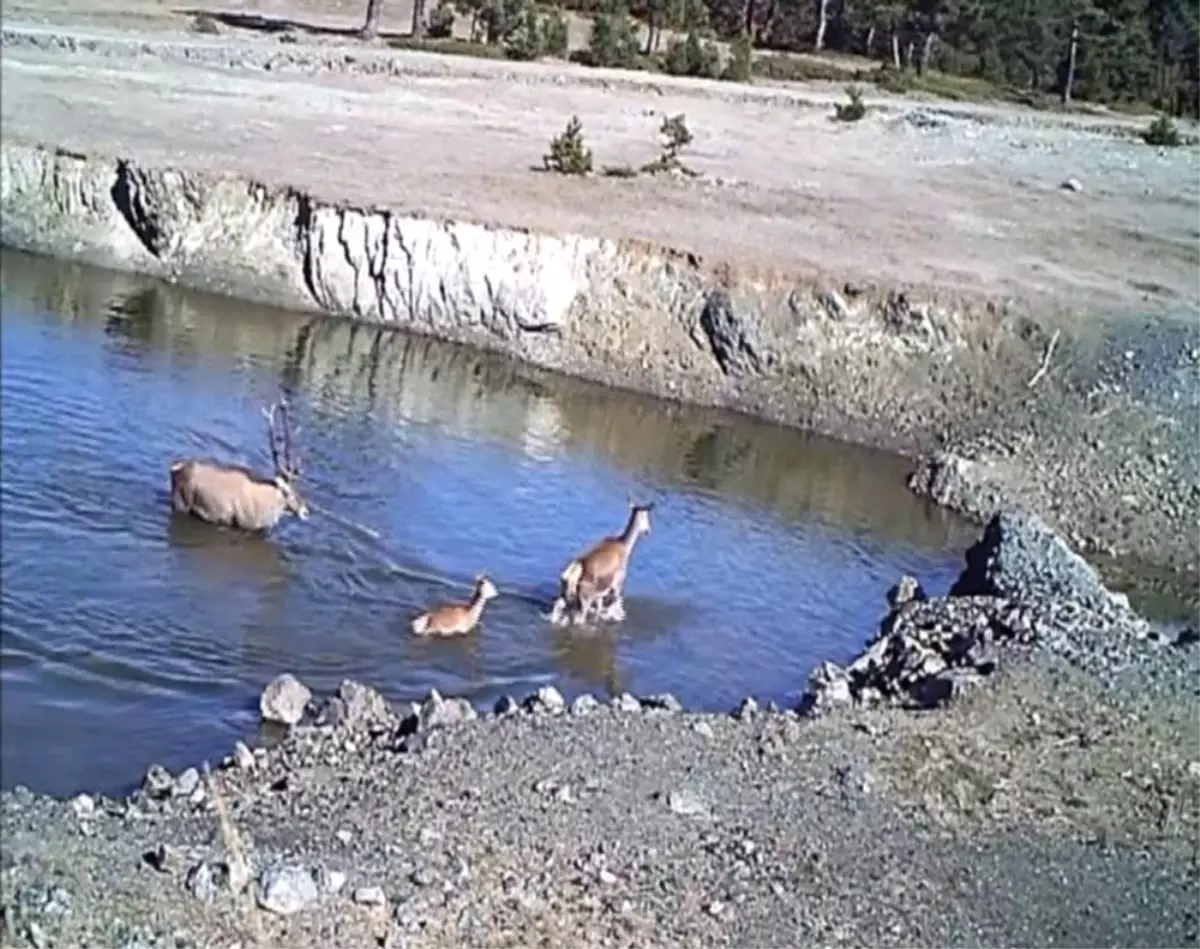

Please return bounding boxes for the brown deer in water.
[411,574,500,637]
[550,499,654,626]
[169,401,310,533]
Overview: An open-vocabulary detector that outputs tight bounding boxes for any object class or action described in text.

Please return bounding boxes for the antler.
[262,403,284,475]
[277,399,301,478]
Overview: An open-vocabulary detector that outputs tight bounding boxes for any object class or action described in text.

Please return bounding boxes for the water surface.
[0,250,978,796]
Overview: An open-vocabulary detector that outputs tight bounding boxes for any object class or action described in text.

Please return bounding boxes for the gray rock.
[353,885,386,906]
[570,693,601,715]
[733,697,759,720]
[887,575,927,610]
[612,692,642,713]
[419,689,476,730]
[233,741,255,771]
[696,288,764,376]
[666,789,709,817]
[493,695,518,716]
[256,865,319,916]
[1061,176,1083,192]
[70,794,95,819]
[317,868,347,895]
[259,674,312,726]
[142,764,174,800]
[185,862,218,904]
[525,685,565,714]
[951,510,1130,616]
[642,692,683,712]
[173,768,200,798]
[692,720,715,739]
[323,679,392,729]
[801,661,852,715]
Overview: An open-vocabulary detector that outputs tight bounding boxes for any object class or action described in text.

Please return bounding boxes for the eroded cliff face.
[6,139,1195,578]
[0,141,983,445]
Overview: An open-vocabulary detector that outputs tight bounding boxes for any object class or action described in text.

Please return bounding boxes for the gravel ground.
[2,514,1198,949]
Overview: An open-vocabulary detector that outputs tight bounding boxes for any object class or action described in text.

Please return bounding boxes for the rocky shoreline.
[3,512,1198,948]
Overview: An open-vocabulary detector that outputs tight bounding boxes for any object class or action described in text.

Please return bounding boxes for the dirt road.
[2,0,1197,321]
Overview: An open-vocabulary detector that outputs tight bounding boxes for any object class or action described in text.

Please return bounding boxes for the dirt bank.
[2,513,1198,949]
[1,9,1198,580]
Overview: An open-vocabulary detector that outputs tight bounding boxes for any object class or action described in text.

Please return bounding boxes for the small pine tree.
[543,115,594,175]
[833,85,867,122]
[664,30,719,77]
[660,113,693,162]
[587,5,640,68]
[427,2,455,38]
[1142,113,1181,147]
[542,8,569,57]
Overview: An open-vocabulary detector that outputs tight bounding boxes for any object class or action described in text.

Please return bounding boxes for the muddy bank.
[2,137,1198,579]
[1,512,1198,949]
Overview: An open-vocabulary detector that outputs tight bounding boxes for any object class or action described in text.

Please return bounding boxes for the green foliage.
[833,84,867,121]
[543,115,594,174]
[664,30,721,78]
[427,2,456,38]
[542,8,570,55]
[586,3,642,68]
[1142,113,1182,146]
[640,112,697,173]
[722,32,753,82]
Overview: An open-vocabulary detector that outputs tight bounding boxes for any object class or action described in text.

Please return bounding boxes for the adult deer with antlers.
[550,499,654,626]
[169,400,310,533]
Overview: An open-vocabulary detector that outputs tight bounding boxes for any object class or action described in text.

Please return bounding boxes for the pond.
[0,249,977,796]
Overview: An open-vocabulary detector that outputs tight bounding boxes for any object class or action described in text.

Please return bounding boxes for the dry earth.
[2,0,1198,323]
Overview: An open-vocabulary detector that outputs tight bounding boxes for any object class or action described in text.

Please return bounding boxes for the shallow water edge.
[2,139,1197,580]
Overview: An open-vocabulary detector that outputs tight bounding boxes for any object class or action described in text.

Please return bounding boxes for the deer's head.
[265,400,310,520]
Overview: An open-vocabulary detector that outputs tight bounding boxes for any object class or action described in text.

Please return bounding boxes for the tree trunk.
[644,14,656,55]
[743,0,756,40]
[360,0,385,39]
[891,30,900,69]
[815,0,829,52]
[904,40,914,69]
[917,31,936,76]
[865,24,875,57]
[411,0,427,39]
[1061,20,1079,104]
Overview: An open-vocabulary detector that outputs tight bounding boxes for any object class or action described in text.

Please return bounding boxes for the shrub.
[543,115,594,174]
[586,5,640,69]
[542,7,569,56]
[663,30,720,79]
[641,112,697,174]
[427,3,456,38]
[833,84,867,122]
[1142,113,1181,147]
[722,32,753,83]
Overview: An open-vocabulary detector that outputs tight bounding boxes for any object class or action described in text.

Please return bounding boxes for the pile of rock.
[800,510,1167,715]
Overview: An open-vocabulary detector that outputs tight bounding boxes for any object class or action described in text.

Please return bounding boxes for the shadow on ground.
[175,8,409,40]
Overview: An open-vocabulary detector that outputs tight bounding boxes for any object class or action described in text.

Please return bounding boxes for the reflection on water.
[0,249,978,797]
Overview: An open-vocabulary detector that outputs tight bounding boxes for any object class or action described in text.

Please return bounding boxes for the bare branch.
[1026,330,1061,389]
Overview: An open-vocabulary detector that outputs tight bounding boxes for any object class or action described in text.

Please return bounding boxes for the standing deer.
[550,499,654,626]
[169,401,310,533]
[411,574,500,637]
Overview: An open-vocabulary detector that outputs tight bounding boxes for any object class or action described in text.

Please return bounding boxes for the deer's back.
[171,459,281,529]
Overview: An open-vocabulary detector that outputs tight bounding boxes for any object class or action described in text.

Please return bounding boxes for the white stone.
[259,674,312,726]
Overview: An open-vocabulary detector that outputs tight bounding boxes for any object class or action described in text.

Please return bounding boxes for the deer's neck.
[468,591,488,620]
[619,523,643,555]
